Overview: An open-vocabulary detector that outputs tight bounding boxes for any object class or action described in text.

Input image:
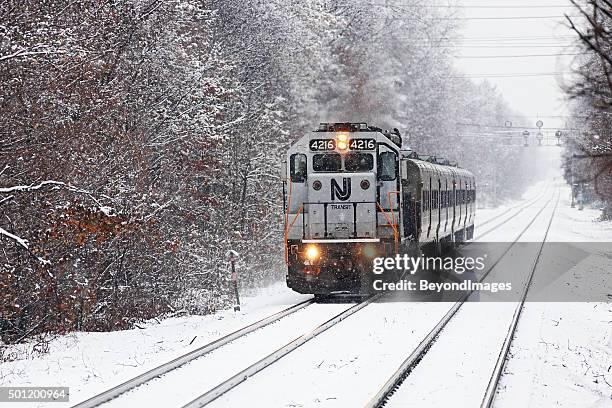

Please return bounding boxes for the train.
[282,123,476,295]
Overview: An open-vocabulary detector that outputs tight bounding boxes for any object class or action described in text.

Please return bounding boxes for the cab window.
[313,153,341,172]
[345,153,374,172]
[378,151,397,181]
[290,154,307,182]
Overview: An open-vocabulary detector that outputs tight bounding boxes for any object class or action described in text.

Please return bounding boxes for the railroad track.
[476,183,551,230]
[74,294,382,408]
[364,187,560,408]
[474,182,553,241]
[480,190,560,407]
[72,299,315,408]
[182,294,382,408]
[74,187,557,408]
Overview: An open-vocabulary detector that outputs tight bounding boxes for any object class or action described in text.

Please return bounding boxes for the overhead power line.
[346,3,573,9]
[451,72,574,78]
[433,4,571,8]
[456,52,587,58]
[416,45,575,48]
[391,35,577,41]
[385,15,580,20]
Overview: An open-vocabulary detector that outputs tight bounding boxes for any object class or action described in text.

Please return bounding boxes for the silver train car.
[282,123,475,294]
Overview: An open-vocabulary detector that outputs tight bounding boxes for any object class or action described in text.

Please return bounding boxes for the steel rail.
[480,190,560,407]
[71,298,314,408]
[476,183,550,229]
[363,188,558,408]
[474,183,552,240]
[182,294,382,408]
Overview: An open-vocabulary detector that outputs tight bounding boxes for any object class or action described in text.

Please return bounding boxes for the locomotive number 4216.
[349,139,375,150]
[309,138,375,151]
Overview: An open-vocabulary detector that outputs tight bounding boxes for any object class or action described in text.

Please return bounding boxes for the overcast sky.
[453,0,579,130]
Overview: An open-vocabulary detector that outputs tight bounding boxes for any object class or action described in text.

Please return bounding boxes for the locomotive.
[282,123,476,295]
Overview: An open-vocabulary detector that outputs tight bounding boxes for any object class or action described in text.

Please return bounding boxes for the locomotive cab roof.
[316,122,402,148]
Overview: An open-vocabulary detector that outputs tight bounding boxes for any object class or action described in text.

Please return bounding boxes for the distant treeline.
[564,0,612,218]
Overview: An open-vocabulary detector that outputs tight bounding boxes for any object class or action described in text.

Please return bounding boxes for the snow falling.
[0,1,611,407]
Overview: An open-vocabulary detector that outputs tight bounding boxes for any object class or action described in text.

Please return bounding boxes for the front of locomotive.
[283,123,401,295]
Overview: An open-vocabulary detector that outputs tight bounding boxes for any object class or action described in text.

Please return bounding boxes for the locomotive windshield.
[290,153,307,182]
[378,151,397,181]
[313,153,341,172]
[345,152,374,172]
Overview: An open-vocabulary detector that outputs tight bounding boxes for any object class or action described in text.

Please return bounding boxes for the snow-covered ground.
[0,284,310,407]
[492,155,612,408]
[388,150,612,407]
[1,150,610,408]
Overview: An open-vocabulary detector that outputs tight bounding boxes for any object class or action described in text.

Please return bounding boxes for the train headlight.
[336,133,349,151]
[305,245,320,261]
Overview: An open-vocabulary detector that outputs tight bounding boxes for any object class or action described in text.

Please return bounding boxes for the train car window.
[345,153,374,172]
[313,153,341,172]
[378,152,397,181]
[290,154,307,182]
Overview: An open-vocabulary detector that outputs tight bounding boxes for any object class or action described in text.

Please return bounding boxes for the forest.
[564,0,612,217]
[0,0,607,347]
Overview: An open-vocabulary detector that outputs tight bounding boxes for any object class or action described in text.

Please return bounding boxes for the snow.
[493,151,612,407]
[493,302,612,407]
[1,149,610,408]
[101,302,353,408]
[387,149,612,407]
[0,180,66,193]
[205,302,454,408]
[0,226,30,249]
[0,283,309,408]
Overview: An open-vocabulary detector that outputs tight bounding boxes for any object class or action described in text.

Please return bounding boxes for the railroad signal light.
[522,130,530,147]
